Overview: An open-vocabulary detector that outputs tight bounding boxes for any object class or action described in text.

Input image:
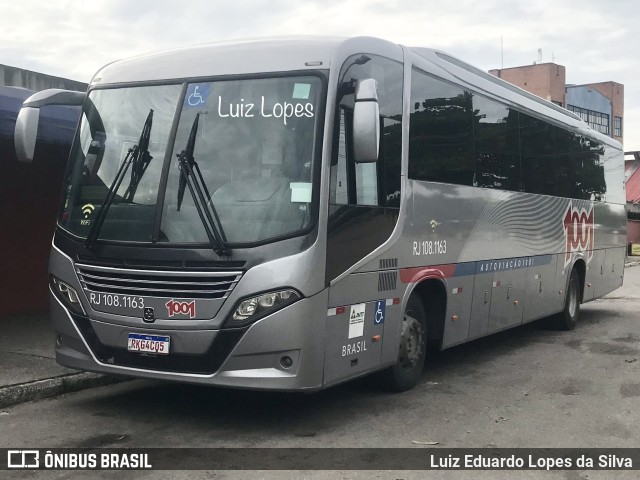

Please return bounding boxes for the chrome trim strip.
[80,281,231,295]
[75,263,243,277]
[76,271,239,286]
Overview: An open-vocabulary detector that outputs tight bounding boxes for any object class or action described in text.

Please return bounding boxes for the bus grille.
[75,264,242,299]
[71,313,245,375]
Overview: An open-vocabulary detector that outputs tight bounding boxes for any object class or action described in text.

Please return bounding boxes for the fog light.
[55,334,63,347]
[280,356,293,369]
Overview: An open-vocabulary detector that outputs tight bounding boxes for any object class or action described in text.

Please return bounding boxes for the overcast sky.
[2,0,638,150]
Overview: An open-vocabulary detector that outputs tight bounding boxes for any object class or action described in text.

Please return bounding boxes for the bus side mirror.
[352,78,380,163]
[14,89,86,163]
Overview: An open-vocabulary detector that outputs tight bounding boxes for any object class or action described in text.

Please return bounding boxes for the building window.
[567,104,609,135]
[614,116,622,137]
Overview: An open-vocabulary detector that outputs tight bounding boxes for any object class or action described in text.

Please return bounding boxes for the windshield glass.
[60,85,181,241]
[160,76,322,244]
[59,75,323,246]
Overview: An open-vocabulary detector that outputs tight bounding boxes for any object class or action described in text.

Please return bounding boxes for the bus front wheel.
[378,295,427,392]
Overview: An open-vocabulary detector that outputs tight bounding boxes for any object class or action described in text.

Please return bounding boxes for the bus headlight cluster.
[228,289,300,327]
[50,275,85,314]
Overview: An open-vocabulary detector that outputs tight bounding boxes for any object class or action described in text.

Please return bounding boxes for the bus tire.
[378,295,427,392]
[553,268,581,330]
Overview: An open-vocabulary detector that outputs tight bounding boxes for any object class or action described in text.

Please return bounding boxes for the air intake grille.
[379,258,398,269]
[378,271,398,292]
[75,264,242,299]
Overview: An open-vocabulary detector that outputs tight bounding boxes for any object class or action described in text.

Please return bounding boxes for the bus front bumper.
[49,288,329,392]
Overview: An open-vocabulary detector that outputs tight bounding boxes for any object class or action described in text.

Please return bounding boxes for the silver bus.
[14,36,626,392]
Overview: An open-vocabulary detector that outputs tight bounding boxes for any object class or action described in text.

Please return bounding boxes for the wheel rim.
[568,279,578,318]
[399,311,424,369]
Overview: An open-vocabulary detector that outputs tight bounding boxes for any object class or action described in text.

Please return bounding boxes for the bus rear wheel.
[378,295,427,392]
[552,268,581,330]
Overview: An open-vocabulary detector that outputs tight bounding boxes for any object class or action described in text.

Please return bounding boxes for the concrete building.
[566,81,624,144]
[489,63,624,145]
[1,64,87,92]
[489,63,566,106]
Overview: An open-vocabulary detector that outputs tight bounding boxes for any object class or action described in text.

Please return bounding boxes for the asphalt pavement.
[1,264,638,479]
[0,314,122,408]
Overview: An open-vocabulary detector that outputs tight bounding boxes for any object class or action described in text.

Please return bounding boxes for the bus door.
[322,53,404,386]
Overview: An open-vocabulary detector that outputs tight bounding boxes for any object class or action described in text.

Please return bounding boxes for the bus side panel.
[585,249,606,301]
[441,275,474,347]
[523,254,561,322]
[324,272,403,387]
[597,247,625,298]
[487,267,526,333]
[468,272,493,340]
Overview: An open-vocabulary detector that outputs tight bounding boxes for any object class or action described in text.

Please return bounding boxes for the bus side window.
[472,95,521,191]
[408,69,474,186]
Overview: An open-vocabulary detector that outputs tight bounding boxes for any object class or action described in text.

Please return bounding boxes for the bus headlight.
[50,275,85,314]
[226,289,301,328]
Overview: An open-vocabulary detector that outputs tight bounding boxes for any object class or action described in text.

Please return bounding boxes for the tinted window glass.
[569,134,606,201]
[408,69,473,185]
[553,127,577,198]
[472,95,521,191]
[520,113,607,200]
[519,113,555,196]
[330,54,403,208]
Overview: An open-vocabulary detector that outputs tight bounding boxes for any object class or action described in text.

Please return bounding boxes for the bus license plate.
[127,333,170,355]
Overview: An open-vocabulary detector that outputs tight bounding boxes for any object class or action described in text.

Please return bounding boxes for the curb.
[0,373,127,409]
[625,261,640,268]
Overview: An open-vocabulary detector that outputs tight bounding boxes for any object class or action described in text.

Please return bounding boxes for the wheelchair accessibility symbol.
[185,84,210,108]
[374,300,385,325]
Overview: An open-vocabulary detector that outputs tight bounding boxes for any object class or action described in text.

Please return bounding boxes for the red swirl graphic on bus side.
[563,203,594,267]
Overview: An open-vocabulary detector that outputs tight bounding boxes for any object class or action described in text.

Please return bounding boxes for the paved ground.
[1,266,639,479]
[0,314,74,386]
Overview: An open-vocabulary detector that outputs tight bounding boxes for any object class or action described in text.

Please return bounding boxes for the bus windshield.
[59,75,323,245]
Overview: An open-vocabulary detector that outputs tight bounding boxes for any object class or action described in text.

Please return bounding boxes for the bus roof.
[91,35,620,149]
[91,36,348,86]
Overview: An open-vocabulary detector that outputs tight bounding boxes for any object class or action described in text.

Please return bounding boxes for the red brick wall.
[628,220,640,245]
[489,63,566,106]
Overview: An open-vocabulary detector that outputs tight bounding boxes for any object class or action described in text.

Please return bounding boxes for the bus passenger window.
[472,95,521,191]
[408,69,474,186]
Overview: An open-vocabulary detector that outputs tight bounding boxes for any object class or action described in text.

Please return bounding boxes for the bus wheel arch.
[572,258,586,302]
[375,278,447,392]
[410,278,447,349]
[552,261,584,330]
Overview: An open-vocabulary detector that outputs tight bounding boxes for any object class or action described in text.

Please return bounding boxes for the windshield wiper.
[85,109,154,249]
[176,113,230,256]
[123,110,154,201]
